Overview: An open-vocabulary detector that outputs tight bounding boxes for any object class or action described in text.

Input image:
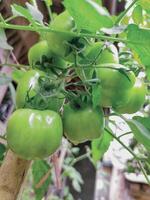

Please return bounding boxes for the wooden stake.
[0,150,31,200]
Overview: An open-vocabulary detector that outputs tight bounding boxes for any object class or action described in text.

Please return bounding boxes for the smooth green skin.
[76,42,119,80]
[28,40,51,67]
[28,40,68,70]
[16,70,64,112]
[113,79,147,114]
[7,109,63,160]
[63,105,104,144]
[96,66,136,107]
[16,70,45,108]
[45,11,75,58]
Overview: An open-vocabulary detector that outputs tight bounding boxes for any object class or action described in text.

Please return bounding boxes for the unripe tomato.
[76,42,119,80]
[83,42,119,65]
[63,105,104,144]
[45,11,75,58]
[28,40,51,67]
[28,40,68,70]
[7,109,63,160]
[16,70,64,112]
[96,66,136,107]
[113,78,147,114]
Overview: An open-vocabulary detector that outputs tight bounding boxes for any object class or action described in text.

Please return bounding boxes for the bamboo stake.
[0,150,31,200]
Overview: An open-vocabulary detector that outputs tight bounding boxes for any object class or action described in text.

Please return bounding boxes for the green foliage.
[127,118,150,152]
[127,24,150,67]
[132,5,143,24]
[11,3,43,25]
[32,160,51,200]
[92,129,113,163]
[64,0,113,32]
[12,69,26,83]
[137,0,150,11]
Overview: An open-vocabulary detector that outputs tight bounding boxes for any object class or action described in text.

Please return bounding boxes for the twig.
[115,0,138,25]
[51,153,62,190]
[105,128,150,185]
[35,169,51,189]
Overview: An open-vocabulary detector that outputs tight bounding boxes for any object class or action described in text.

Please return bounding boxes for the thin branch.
[115,0,138,25]
[44,0,53,22]
[105,128,150,185]
[0,22,130,44]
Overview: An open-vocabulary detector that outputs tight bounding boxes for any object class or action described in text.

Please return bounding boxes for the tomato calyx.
[24,74,65,111]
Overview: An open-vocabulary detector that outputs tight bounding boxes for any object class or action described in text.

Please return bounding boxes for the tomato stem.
[115,0,138,25]
[0,22,134,44]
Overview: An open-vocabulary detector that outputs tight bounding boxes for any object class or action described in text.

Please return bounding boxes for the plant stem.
[0,22,128,43]
[118,131,132,139]
[70,152,90,166]
[105,128,150,185]
[44,0,53,22]
[115,0,138,25]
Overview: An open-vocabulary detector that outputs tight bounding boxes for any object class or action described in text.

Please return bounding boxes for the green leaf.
[92,129,113,163]
[127,24,150,67]
[11,4,32,20]
[92,83,102,108]
[132,5,143,25]
[32,160,51,200]
[64,0,113,32]
[0,74,12,85]
[0,29,13,50]
[127,119,150,152]
[12,69,26,83]
[137,0,150,11]
[11,4,36,25]
[26,3,44,24]
[133,116,150,131]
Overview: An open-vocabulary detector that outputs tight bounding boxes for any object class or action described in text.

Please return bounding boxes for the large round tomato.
[113,78,147,114]
[76,42,119,81]
[16,70,64,112]
[7,109,63,160]
[63,104,104,144]
[45,11,75,58]
[96,66,136,107]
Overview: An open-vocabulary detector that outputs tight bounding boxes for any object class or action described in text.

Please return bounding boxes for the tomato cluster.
[6,11,147,160]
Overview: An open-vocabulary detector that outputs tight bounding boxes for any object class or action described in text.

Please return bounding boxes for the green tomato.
[84,42,119,65]
[16,70,64,112]
[96,65,136,107]
[45,11,75,58]
[76,42,119,80]
[28,40,68,70]
[113,79,147,114]
[7,109,63,160]
[63,105,104,144]
[28,40,51,67]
